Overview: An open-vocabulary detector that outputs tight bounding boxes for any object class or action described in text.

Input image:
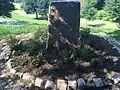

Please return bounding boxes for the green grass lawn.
[0,7,48,39]
[80,18,120,41]
[0,7,120,41]
[0,25,48,39]
[0,10,48,25]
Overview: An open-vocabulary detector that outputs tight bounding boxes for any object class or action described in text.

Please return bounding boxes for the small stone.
[93,78,104,87]
[45,80,56,90]
[77,78,86,87]
[6,59,12,69]
[68,80,77,90]
[35,78,43,88]
[16,72,24,78]
[112,74,120,84]
[22,73,34,81]
[10,69,16,75]
[57,79,67,90]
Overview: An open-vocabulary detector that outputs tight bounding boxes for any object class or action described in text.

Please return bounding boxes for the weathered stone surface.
[6,59,12,69]
[22,73,34,82]
[77,78,86,87]
[45,80,56,90]
[15,72,24,78]
[0,41,11,61]
[93,78,104,87]
[112,74,120,84]
[35,78,43,88]
[47,0,80,51]
[68,80,77,90]
[57,79,67,90]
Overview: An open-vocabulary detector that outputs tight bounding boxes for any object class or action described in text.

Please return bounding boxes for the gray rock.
[77,78,86,87]
[45,80,56,90]
[22,73,35,83]
[68,80,77,90]
[93,78,104,87]
[57,79,67,90]
[35,78,43,88]
[0,45,11,60]
[112,74,120,84]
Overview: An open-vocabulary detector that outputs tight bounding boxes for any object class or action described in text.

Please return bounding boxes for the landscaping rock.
[57,79,67,90]
[22,73,34,82]
[15,72,24,78]
[112,74,120,84]
[77,78,86,87]
[93,78,104,87]
[35,78,43,88]
[6,59,12,69]
[68,80,77,90]
[45,80,56,90]
[0,42,11,61]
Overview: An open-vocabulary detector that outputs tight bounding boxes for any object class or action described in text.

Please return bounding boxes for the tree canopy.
[23,0,50,19]
[105,0,120,27]
[0,0,15,17]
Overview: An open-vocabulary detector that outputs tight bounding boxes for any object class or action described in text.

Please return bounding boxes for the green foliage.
[33,30,47,43]
[37,0,50,16]
[23,0,50,18]
[5,35,20,51]
[80,45,95,60]
[0,0,15,17]
[95,10,110,20]
[105,0,120,28]
[81,0,98,21]
[95,0,105,10]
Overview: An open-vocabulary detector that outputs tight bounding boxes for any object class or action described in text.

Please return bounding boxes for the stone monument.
[47,0,80,55]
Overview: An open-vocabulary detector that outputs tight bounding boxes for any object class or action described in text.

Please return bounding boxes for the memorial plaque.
[47,0,80,52]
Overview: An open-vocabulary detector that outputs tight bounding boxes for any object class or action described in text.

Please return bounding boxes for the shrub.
[95,10,107,20]
[95,10,112,21]
[5,35,21,51]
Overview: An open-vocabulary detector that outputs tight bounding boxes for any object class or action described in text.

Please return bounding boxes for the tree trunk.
[36,11,38,19]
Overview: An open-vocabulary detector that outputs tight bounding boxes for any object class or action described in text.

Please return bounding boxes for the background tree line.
[81,0,120,27]
[0,0,120,27]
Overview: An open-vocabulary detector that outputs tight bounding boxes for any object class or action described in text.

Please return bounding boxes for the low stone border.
[5,59,120,90]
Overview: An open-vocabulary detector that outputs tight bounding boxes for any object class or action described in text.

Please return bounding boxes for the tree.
[23,0,49,19]
[0,0,15,17]
[95,0,105,10]
[37,0,49,16]
[105,0,120,28]
[81,0,97,25]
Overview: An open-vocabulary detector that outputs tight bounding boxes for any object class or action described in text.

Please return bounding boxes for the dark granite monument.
[47,0,80,53]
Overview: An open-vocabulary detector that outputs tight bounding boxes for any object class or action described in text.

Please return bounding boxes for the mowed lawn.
[0,3,120,40]
[81,18,120,41]
[0,5,48,39]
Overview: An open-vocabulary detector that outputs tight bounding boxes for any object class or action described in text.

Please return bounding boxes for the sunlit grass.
[0,25,48,39]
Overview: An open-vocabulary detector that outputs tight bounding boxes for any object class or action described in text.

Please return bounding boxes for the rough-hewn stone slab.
[47,0,80,51]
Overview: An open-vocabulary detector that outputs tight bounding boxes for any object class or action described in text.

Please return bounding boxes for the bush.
[95,10,113,21]
[5,35,21,51]
[95,10,107,20]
